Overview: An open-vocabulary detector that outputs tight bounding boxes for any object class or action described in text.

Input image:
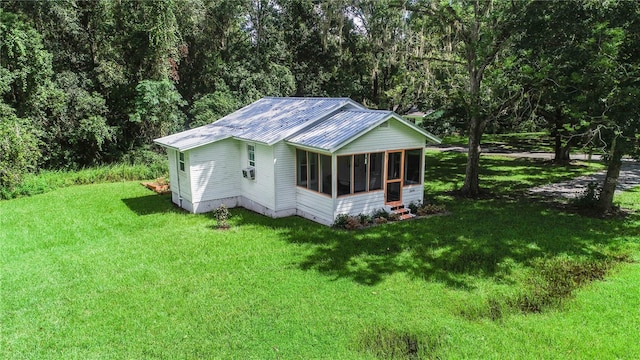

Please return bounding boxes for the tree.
[0,104,41,195]
[410,0,527,196]
[129,79,187,146]
[592,1,640,213]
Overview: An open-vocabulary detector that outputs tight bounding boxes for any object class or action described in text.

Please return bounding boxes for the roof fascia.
[284,142,333,155]
[153,134,234,152]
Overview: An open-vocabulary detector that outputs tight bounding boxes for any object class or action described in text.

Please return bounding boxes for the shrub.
[212,204,231,229]
[345,216,362,230]
[416,203,447,216]
[372,208,390,219]
[358,213,372,226]
[408,201,421,214]
[0,108,41,195]
[572,181,601,208]
[374,217,388,225]
[333,214,351,229]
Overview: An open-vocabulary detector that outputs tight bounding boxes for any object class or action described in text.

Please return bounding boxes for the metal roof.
[286,110,441,152]
[154,97,364,151]
[154,97,440,152]
[285,110,393,151]
[212,97,363,145]
[154,123,233,151]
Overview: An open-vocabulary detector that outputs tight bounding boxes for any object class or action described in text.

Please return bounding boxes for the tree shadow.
[122,193,177,215]
[234,199,638,289]
[426,152,602,196]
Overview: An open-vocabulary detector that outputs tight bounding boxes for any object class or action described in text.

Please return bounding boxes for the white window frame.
[247,144,255,167]
[178,152,185,172]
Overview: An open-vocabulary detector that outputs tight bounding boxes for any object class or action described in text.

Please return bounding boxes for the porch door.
[385,151,404,206]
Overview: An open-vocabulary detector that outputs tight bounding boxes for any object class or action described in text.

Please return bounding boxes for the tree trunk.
[460,116,482,196]
[556,144,572,164]
[597,138,623,213]
[552,109,571,164]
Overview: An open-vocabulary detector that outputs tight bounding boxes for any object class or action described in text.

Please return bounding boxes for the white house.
[154,97,440,225]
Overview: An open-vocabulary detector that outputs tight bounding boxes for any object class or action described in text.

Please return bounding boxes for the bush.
[572,181,601,208]
[212,204,231,229]
[0,162,167,200]
[372,208,390,219]
[333,214,351,229]
[416,203,447,216]
[408,201,421,214]
[0,107,41,194]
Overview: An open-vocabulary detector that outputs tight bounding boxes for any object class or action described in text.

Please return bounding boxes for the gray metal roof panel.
[154,97,440,152]
[286,110,394,151]
[214,97,364,145]
[154,123,233,151]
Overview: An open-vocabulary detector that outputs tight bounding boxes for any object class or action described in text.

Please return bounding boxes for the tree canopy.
[1,0,638,211]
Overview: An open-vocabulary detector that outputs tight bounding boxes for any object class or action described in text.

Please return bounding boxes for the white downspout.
[175,150,183,208]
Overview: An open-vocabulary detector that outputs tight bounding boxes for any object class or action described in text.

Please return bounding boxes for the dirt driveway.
[428,146,640,199]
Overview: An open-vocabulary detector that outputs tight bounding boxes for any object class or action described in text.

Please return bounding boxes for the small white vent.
[242,166,256,180]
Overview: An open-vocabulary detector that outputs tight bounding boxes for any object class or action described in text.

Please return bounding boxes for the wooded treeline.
[1,0,639,211]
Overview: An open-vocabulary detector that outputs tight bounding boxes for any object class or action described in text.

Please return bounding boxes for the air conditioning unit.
[242,166,256,180]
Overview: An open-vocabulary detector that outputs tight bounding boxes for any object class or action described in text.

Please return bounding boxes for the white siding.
[296,188,334,225]
[336,118,424,155]
[167,148,178,192]
[273,142,297,212]
[166,148,192,202]
[402,185,424,206]
[240,142,276,211]
[189,138,241,203]
[335,191,386,217]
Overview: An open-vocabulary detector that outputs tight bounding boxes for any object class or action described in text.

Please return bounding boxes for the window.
[297,150,332,195]
[337,156,351,196]
[353,154,367,193]
[338,152,386,196]
[248,144,255,167]
[404,149,422,185]
[308,152,319,191]
[178,152,185,172]
[320,154,332,195]
[369,152,383,191]
[296,149,307,187]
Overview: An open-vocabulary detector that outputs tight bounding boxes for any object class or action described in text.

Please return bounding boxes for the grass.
[424,150,605,195]
[1,153,639,359]
[440,131,603,155]
[0,161,167,200]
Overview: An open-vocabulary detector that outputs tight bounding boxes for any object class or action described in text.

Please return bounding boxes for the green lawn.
[440,132,573,154]
[2,154,639,359]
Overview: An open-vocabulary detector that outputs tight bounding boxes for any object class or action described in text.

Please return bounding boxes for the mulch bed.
[141,181,171,195]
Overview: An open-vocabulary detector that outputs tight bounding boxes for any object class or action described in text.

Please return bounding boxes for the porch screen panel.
[369,152,383,191]
[387,182,401,202]
[387,152,402,180]
[353,154,367,193]
[320,154,332,195]
[404,149,422,185]
[296,149,307,187]
[337,156,351,196]
[309,152,319,191]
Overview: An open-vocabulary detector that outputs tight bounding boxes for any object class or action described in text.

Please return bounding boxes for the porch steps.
[390,205,415,221]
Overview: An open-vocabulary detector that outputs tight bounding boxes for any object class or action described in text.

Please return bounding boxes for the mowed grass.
[2,154,639,359]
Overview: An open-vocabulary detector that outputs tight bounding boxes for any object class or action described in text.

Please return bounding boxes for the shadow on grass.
[425,152,603,195]
[122,193,176,215]
[234,199,639,289]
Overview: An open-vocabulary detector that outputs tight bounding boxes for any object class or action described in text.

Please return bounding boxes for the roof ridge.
[340,109,392,113]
